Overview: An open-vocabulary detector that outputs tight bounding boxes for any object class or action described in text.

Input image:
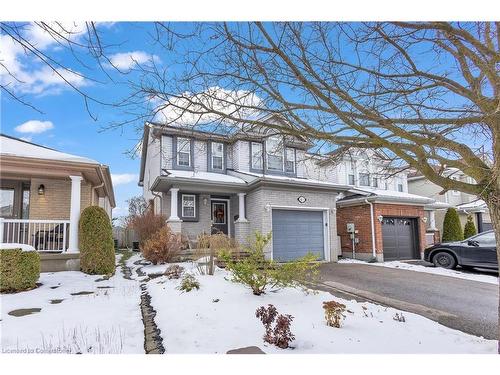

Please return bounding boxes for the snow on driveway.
[139,261,496,354]
[1,257,143,354]
[338,259,498,285]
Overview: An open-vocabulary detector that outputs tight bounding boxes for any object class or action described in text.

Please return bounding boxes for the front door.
[211,200,228,235]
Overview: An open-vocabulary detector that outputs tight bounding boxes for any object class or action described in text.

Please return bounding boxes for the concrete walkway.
[315,263,498,340]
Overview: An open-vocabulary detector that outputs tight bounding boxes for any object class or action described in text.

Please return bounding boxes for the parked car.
[424,230,498,270]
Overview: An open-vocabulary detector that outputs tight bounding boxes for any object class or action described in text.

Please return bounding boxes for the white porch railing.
[0,219,70,252]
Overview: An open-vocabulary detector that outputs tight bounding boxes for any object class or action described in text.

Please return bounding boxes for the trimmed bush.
[442,208,464,242]
[79,205,115,275]
[142,225,183,264]
[0,249,40,293]
[463,215,477,239]
[219,231,320,295]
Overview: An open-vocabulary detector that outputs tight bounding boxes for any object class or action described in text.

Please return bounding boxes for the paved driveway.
[315,263,498,340]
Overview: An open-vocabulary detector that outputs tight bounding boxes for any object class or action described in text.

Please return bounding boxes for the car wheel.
[432,252,457,269]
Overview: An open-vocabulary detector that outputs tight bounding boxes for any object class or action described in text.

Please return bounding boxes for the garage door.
[381,217,418,260]
[272,209,325,262]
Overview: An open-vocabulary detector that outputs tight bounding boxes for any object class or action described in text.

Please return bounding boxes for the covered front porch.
[151,173,250,245]
[0,175,84,253]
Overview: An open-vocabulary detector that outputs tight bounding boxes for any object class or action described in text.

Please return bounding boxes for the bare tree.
[132,22,500,345]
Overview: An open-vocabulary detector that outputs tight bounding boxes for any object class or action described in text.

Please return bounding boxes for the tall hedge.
[463,215,477,239]
[0,249,40,293]
[79,206,115,275]
[442,208,464,242]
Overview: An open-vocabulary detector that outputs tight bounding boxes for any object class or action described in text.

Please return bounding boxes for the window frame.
[173,136,194,170]
[284,147,296,173]
[265,135,284,172]
[210,141,224,171]
[348,174,355,186]
[0,187,15,218]
[397,183,404,192]
[181,194,197,220]
[250,141,264,171]
[359,173,371,187]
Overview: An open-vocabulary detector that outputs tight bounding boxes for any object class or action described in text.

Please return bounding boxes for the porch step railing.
[0,219,70,252]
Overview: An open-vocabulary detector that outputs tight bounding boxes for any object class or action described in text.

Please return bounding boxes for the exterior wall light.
[377,215,384,222]
[38,184,45,195]
[421,216,428,223]
[202,197,208,206]
[265,203,272,212]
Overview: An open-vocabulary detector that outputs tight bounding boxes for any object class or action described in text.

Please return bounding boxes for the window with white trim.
[181,194,196,218]
[397,183,404,192]
[251,142,263,170]
[359,173,370,186]
[372,177,378,188]
[177,137,191,167]
[451,176,460,195]
[266,135,284,171]
[348,174,355,186]
[284,148,295,173]
[211,142,224,170]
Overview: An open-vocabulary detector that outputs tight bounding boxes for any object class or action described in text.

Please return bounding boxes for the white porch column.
[68,175,82,253]
[168,188,180,221]
[236,193,248,222]
[428,210,437,230]
[167,188,182,234]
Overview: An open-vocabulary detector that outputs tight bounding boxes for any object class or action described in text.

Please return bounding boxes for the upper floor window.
[450,176,460,195]
[251,142,263,170]
[285,148,295,173]
[181,194,196,218]
[177,137,191,167]
[211,142,224,170]
[372,177,378,188]
[359,173,370,187]
[348,174,355,185]
[266,135,284,171]
[397,183,404,192]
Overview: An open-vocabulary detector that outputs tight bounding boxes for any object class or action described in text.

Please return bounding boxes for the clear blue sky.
[1,23,168,218]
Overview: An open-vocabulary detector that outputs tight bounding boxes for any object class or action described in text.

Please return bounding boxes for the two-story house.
[408,169,492,236]
[303,148,435,262]
[139,119,352,262]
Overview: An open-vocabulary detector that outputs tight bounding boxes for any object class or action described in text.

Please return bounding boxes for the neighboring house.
[408,169,492,237]
[0,134,115,270]
[139,119,352,262]
[305,149,435,262]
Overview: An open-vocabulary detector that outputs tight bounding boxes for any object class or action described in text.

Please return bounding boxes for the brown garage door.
[381,217,419,260]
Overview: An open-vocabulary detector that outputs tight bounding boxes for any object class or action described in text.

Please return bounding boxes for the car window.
[473,232,496,246]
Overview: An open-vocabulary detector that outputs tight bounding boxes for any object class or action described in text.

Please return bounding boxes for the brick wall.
[29,177,93,220]
[337,202,426,259]
[337,203,375,255]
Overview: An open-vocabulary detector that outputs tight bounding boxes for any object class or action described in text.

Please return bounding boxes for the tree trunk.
[484,195,500,353]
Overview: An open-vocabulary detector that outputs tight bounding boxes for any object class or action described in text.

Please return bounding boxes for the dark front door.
[381,217,419,260]
[211,200,228,235]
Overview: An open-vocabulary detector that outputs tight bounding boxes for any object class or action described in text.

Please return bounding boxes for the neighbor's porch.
[0,175,86,253]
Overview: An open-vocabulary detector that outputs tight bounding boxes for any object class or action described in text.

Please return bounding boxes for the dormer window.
[211,142,224,170]
[177,137,191,167]
[266,135,284,171]
[251,142,263,170]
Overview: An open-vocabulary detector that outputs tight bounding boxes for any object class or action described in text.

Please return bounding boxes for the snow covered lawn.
[135,261,497,354]
[338,258,498,285]
[1,255,143,354]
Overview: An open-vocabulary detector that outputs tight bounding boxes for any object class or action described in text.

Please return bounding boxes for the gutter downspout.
[365,199,377,259]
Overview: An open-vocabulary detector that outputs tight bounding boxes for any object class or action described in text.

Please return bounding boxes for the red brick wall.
[337,204,376,254]
[337,202,426,257]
